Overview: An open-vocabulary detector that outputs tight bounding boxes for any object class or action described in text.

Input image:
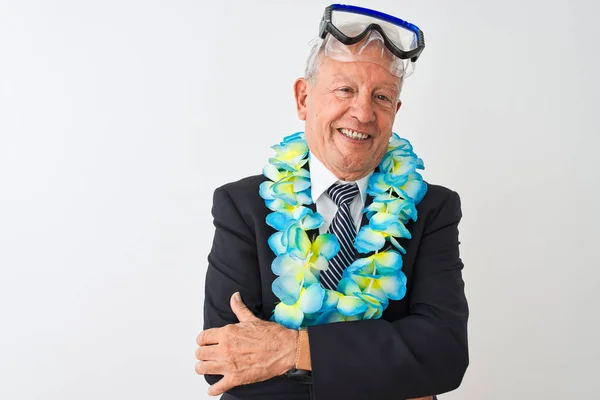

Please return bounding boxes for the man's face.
[294,53,402,181]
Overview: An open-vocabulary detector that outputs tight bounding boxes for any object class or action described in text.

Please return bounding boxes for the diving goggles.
[318,4,425,76]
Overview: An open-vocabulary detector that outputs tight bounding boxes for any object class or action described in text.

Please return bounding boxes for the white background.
[1,0,599,399]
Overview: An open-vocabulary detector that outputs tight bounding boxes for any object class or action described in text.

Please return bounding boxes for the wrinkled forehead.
[317,56,402,97]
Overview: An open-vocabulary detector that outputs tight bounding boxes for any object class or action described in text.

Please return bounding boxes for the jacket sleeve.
[307,190,469,400]
[202,187,262,384]
[202,186,309,399]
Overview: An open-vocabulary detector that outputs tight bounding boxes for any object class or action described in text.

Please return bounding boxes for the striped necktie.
[320,182,360,290]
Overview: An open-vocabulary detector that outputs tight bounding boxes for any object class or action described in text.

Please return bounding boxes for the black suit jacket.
[203,174,469,400]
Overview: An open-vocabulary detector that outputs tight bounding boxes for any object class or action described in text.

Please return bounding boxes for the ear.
[294,78,309,121]
[395,99,402,114]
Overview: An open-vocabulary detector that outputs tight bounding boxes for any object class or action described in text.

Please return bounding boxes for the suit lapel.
[356,193,393,259]
[303,162,320,242]
[306,201,319,241]
[359,194,373,231]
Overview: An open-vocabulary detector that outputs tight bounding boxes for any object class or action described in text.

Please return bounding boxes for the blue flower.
[273,283,325,329]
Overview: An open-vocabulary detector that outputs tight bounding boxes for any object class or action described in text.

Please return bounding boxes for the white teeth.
[340,128,369,140]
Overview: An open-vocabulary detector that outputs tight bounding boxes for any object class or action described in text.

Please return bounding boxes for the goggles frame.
[319,4,425,63]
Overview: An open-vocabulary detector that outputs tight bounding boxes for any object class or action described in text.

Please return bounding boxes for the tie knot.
[327,183,359,207]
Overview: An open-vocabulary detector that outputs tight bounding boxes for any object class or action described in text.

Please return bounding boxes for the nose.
[350,92,376,124]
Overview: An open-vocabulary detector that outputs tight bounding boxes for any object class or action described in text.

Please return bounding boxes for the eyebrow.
[381,82,400,92]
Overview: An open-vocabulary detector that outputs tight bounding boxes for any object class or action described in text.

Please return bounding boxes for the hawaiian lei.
[259,132,427,329]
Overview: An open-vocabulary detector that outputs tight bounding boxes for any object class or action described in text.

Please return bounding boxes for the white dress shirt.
[308,151,372,234]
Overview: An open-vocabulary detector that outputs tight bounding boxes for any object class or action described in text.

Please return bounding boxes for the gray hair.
[304,38,326,85]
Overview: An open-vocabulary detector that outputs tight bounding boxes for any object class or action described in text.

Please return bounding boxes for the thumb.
[230,292,257,323]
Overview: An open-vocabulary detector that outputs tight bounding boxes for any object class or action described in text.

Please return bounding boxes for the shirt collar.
[308,151,372,206]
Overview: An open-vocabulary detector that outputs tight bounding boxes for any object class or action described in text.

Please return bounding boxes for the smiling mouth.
[337,128,371,141]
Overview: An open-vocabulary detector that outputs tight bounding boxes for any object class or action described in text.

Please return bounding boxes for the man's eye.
[338,87,354,94]
[376,94,392,102]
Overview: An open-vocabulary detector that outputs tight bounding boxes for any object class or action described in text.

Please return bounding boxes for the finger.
[195,360,224,376]
[207,375,236,397]
[195,344,219,361]
[230,291,258,323]
[197,328,220,346]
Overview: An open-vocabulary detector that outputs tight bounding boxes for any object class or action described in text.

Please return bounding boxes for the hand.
[195,292,299,396]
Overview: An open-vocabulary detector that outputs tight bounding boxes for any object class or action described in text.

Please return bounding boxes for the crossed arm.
[196,186,467,399]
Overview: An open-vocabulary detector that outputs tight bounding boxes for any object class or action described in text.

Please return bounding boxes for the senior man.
[196,5,468,400]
